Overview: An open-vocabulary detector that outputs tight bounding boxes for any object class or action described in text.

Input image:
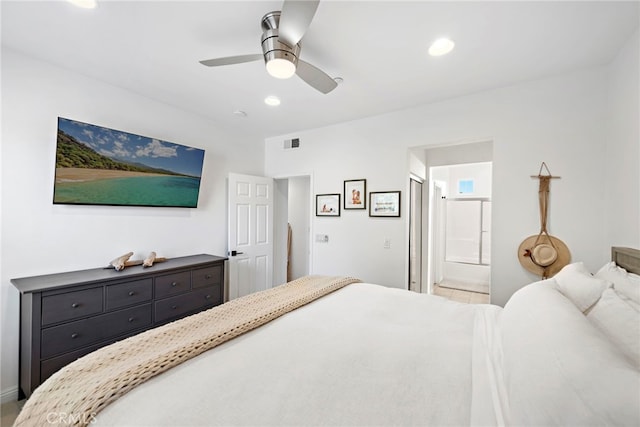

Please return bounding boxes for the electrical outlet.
[316,234,329,243]
[384,238,391,249]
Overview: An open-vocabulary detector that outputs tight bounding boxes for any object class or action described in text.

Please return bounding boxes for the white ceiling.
[2,0,638,140]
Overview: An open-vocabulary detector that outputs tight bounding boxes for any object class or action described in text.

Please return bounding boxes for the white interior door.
[228,173,274,300]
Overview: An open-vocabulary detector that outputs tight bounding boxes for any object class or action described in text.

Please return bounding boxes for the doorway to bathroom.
[429,161,492,297]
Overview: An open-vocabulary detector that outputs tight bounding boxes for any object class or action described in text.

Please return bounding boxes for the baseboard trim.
[1,386,19,404]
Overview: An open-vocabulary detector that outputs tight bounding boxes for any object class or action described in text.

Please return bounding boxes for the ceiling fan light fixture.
[266,58,296,79]
[429,38,455,56]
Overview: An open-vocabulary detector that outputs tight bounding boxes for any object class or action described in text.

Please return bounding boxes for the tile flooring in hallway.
[433,284,490,304]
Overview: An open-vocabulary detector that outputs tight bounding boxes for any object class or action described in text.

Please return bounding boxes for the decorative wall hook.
[530,161,561,179]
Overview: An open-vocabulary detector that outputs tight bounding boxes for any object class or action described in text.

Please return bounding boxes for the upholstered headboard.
[611,247,640,275]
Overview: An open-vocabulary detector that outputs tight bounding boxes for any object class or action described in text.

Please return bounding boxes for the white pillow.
[502,281,640,426]
[587,288,640,368]
[554,262,611,312]
[595,262,640,305]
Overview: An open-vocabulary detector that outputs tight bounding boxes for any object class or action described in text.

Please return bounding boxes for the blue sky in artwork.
[57,117,205,177]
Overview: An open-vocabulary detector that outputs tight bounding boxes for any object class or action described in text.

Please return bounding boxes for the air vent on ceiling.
[283,138,300,150]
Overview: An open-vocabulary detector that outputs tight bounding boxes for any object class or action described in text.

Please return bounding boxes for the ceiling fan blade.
[296,59,337,94]
[199,54,263,67]
[278,0,320,48]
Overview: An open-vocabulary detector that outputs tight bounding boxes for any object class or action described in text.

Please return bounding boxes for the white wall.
[605,29,640,253]
[266,58,636,306]
[0,49,264,400]
[266,133,407,288]
[422,140,493,169]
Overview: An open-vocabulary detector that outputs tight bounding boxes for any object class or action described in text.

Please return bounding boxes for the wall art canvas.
[53,117,205,207]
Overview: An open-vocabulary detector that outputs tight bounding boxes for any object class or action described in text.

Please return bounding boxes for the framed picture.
[369,191,401,217]
[316,193,341,216]
[53,117,205,208]
[344,179,366,210]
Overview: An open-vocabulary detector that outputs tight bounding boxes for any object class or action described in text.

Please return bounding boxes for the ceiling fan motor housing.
[260,11,300,68]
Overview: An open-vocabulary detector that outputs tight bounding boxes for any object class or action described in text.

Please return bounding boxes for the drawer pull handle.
[128,317,135,323]
[71,333,79,339]
[171,282,178,287]
[71,303,79,308]
[171,305,178,310]
[205,274,212,279]
[128,291,136,296]
[205,295,211,300]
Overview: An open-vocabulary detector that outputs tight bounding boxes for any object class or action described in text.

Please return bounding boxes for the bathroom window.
[458,179,474,194]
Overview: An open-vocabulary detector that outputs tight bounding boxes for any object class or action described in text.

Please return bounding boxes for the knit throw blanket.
[15,275,361,427]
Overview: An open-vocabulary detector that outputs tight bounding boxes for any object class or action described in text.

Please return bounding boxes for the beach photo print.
[53,117,205,207]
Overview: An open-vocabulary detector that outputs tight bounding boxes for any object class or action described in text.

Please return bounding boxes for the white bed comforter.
[95,283,503,426]
[94,280,639,426]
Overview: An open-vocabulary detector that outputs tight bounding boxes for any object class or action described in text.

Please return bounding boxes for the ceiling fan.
[199,0,337,94]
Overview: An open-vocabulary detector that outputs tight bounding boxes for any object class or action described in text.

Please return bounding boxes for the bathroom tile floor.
[433,283,490,304]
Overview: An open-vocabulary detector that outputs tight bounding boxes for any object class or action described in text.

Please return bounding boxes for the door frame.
[408,176,424,292]
[428,179,446,293]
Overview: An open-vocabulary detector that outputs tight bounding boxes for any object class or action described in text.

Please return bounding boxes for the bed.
[14,247,640,426]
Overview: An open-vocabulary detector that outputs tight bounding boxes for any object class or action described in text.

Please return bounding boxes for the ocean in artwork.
[53,117,206,207]
[54,175,201,207]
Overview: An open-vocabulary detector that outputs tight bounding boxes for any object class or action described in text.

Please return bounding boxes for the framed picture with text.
[344,179,366,210]
[316,194,341,216]
[369,191,401,217]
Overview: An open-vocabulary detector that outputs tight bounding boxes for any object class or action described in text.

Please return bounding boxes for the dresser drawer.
[42,287,103,326]
[106,279,153,311]
[192,265,222,289]
[155,286,220,324]
[41,343,104,383]
[155,271,191,298]
[41,304,152,359]
[40,326,145,383]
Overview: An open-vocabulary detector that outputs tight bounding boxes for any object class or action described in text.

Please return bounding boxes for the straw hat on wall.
[519,162,570,278]
[518,234,570,278]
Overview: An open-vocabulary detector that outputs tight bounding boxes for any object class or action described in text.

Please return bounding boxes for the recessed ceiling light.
[233,110,247,118]
[67,0,98,9]
[429,38,455,56]
[264,96,281,106]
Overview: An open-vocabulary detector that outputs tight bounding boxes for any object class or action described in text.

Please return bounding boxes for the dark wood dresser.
[11,254,226,398]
